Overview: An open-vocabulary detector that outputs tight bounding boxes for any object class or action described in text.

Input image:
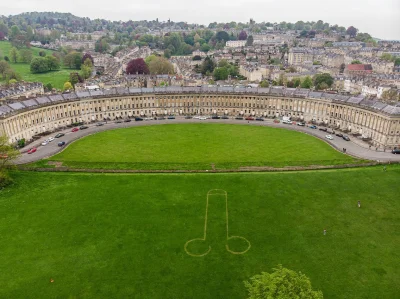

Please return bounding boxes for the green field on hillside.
[46,124,359,170]
[1,167,399,298]
[0,41,78,89]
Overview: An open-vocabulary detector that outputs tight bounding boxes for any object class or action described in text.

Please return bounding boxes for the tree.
[46,55,60,71]
[63,81,73,91]
[19,49,33,63]
[339,63,346,73]
[260,80,269,88]
[163,49,172,59]
[45,83,53,91]
[351,60,362,64]
[9,47,18,63]
[213,67,229,80]
[246,35,254,46]
[148,57,174,75]
[238,30,248,40]
[201,56,215,75]
[381,89,400,103]
[69,72,83,86]
[0,61,11,79]
[301,76,313,88]
[216,31,229,42]
[244,265,323,299]
[81,53,94,65]
[346,26,358,37]
[64,52,83,69]
[9,25,20,40]
[200,43,211,52]
[126,58,150,74]
[4,69,21,82]
[395,58,400,66]
[380,53,394,62]
[0,134,20,188]
[30,57,49,73]
[4,56,9,62]
[313,73,334,88]
[39,50,46,57]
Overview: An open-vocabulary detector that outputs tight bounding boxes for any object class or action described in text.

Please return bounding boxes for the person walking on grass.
[323,229,327,235]
[358,200,361,208]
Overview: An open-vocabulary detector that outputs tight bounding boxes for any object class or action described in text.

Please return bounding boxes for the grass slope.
[0,41,78,89]
[1,167,399,298]
[49,124,358,170]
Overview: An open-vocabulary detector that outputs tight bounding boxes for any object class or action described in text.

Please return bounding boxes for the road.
[16,118,400,165]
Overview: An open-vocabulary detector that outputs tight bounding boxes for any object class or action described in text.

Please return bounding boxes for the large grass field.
[1,167,399,298]
[0,41,78,89]
[47,124,359,170]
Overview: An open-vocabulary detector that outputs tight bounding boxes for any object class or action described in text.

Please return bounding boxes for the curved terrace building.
[1,86,400,148]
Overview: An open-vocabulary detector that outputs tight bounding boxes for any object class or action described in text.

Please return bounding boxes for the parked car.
[211,116,220,119]
[96,122,105,126]
[41,140,48,146]
[245,117,254,121]
[157,117,166,120]
[335,133,343,137]
[319,127,328,132]
[124,119,132,122]
[55,133,64,138]
[309,125,317,129]
[221,116,229,119]
[235,117,244,120]
[58,141,66,147]
[199,116,207,120]
[297,122,305,126]
[325,135,334,140]
[71,127,79,132]
[255,118,264,121]
[27,148,37,154]
[282,120,292,124]
[115,120,123,123]
[48,137,55,142]
[185,116,193,119]
[80,126,89,130]
[392,149,400,154]
[135,117,143,121]
[167,116,175,119]
[342,135,350,141]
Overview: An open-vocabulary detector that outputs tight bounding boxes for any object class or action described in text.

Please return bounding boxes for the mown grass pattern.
[1,167,399,298]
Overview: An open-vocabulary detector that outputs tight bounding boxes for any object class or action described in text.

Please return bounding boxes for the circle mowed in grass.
[50,124,357,169]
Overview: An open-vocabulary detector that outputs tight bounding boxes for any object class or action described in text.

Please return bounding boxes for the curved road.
[16,117,400,165]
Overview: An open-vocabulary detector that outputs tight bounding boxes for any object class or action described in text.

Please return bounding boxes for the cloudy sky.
[1,0,399,40]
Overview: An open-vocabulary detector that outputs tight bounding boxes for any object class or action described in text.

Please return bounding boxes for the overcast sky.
[1,0,399,40]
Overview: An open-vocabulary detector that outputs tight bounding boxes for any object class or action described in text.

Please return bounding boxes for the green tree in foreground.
[301,76,313,89]
[244,265,323,299]
[0,134,20,189]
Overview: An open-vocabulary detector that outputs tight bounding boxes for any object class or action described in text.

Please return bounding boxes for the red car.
[27,148,37,154]
[245,117,255,121]
[72,127,79,132]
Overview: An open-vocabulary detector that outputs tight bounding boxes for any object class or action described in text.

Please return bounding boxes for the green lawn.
[0,41,78,89]
[1,166,399,298]
[47,124,359,170]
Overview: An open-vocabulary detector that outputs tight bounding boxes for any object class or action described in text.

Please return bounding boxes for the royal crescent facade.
[1,86,400,148]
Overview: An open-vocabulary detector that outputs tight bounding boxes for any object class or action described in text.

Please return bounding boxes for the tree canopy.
[148,56,174,75]
[126,58,149,75]
[244,265,323,299]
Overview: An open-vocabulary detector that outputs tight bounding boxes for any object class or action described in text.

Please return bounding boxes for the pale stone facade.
[1,87,400,148]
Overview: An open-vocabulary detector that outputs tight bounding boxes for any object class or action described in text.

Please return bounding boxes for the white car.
[193,116,200,119]
[144,117,153,121]
[199,117,207,120]
[47,137,55,142]
[42,141,48,146]
[325,135,334,140]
